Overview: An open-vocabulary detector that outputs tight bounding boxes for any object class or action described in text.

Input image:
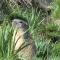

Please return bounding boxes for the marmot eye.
[19,21,23,23]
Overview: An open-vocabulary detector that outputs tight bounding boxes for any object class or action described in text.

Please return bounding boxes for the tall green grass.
[52,0,60,19]
[0,0,60,60]
[0,21,18,60]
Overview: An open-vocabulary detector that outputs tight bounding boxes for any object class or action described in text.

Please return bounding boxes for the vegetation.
[0,0,60,60]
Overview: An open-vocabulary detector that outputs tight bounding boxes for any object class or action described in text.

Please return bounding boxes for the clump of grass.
[52,42,60,56]
[0,21,19,60]
[52,0,60,19]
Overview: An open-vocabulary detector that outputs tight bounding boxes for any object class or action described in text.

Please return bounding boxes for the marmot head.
[12,19,29,31]
[12,19,30,42]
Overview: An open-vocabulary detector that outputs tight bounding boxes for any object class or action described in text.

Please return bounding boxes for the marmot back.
[12,19,36,60]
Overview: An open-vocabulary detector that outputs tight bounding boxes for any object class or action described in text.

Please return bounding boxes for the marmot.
[12,19,36,60]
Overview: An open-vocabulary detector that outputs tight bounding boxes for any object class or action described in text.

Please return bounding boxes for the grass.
[52,0,60,19]
[0,22,13,60]
[0,0,60,60]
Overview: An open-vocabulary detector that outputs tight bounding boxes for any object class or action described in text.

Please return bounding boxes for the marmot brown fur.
[12,19,36,60]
